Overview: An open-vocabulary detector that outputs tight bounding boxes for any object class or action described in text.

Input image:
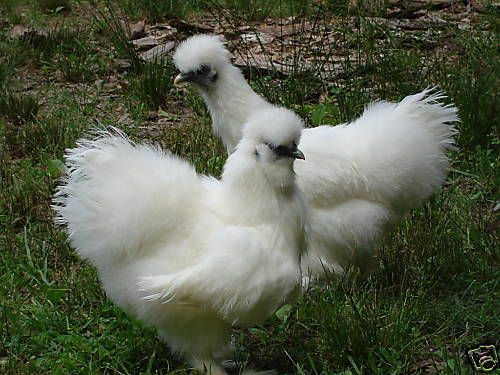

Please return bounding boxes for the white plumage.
[54,108,308,374]
[174,34,459,278]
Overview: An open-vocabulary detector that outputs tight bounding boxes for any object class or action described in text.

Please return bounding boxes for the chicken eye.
[197,65,211,75]
[274,145,289,156]
[266,143,290,158]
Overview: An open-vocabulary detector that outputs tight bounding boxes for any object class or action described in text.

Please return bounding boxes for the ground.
[0,1,498,374]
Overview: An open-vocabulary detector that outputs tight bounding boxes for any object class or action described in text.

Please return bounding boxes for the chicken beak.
[292,148,305,160]
[174,73,188,86]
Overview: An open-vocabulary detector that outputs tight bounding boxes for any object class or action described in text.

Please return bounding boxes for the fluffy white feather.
[54,109,307,374]
[174,34,459,277]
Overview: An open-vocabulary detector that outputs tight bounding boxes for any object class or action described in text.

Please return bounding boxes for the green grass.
[123,0,202,22]
[1,1,499,374]
[94,0,144,70]
[129,59,177,110]
[0,92,40,126]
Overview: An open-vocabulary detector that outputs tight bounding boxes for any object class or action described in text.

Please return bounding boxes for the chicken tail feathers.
[398,87,458,149]
[53,129,203,266]
[351,88,459,213]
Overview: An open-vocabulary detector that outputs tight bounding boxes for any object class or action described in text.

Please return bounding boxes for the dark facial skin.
[254,141,305,162]
[175,64,218,88]
[266,142,305,160]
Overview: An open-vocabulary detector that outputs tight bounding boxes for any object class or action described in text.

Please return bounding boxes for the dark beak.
[291,148,305,160]
[268,142,306,160]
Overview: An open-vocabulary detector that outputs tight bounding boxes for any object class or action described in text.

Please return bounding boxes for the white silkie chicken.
[173,34,458,278]
[54,107,308,375]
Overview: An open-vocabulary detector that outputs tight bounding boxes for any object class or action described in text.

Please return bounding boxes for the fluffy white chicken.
[173,34,458,278]
[53,108,308,374]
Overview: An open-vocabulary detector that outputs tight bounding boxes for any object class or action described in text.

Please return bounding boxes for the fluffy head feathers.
[222,107,305,189]
[243,106,303,148]
[173,34,230,73]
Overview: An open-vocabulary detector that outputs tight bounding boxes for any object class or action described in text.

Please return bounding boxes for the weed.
[0,63,15,91]
[94,0,142,70]
[123,0,200,22]
[12,24,105,82]
[57,52,96,82]
[437,33,499,150]
[0,40,31,88]
[209,0,333,21]
[22,115,82,159]
[0,158,52,228]
[56,37,102,82]
[0,0,19,15]
[222,0,279,21]
[28,25,82,63]
[129,59,176,110]
[0,92,40,125]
